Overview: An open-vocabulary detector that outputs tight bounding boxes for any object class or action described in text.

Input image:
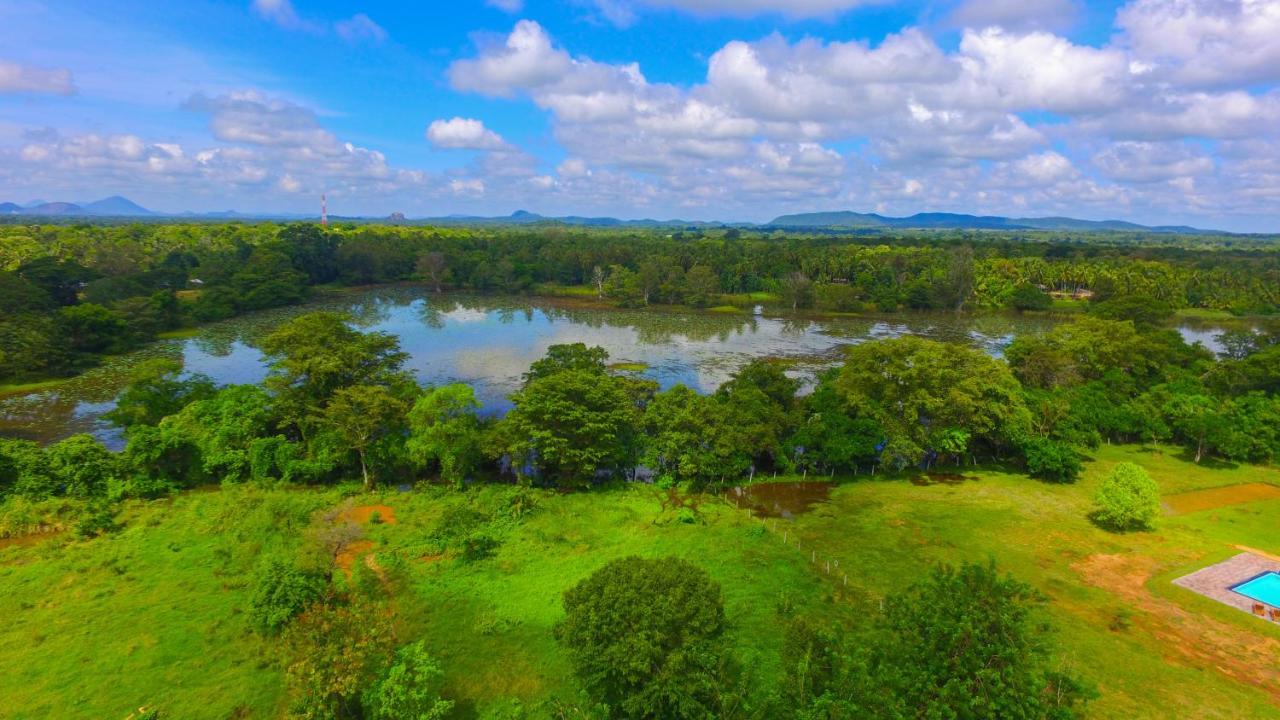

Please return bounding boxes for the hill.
[768,210,1218,234]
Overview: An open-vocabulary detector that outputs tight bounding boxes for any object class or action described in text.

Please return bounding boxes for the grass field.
[1,445,1278,719]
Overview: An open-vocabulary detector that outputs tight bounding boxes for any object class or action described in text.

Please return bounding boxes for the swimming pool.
[1232,572,1280,606]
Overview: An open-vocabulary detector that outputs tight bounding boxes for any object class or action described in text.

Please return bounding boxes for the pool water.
[1233,572,1280,606]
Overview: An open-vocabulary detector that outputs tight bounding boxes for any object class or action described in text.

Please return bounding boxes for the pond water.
[0,286,1236,448]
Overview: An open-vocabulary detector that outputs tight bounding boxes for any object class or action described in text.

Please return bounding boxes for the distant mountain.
[0,196,155,217]
[26,202,84,216]
[767,210,1220,234]
[80,195,154,216]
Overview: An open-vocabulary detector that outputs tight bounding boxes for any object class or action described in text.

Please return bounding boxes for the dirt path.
[1073,553,1280,704]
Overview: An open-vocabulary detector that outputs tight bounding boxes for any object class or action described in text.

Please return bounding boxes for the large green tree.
[406,384,486,487]
[556,556,727,719]
[836,337,1031,468]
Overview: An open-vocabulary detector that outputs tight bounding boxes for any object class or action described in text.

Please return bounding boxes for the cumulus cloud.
[436,12,1280,225]
[1118,0,1280,88]
[427,117,509,150]
[0,60,76,96]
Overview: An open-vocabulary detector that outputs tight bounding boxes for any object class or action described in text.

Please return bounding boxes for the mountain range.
[0,196,1242,234]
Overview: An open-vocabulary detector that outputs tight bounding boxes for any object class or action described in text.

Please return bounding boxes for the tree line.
[4,310,1277,528]
[3,221,1280,383]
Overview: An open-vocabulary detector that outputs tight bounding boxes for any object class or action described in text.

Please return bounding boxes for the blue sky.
[1,0,1278,231]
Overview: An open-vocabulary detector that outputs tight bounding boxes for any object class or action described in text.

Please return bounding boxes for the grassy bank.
[1,447,1278,718]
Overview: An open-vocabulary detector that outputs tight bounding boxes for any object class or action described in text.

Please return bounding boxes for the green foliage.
[407,384,486,487]
[523,343,610,385]
[1022,437,1083,483]
[363,641,454,720]
[59,303,130,354]
[284,600,395,720]
[249,557,329,635]
[503,352,643,486]
[105,358,216,429]
[555,556,727,719]
[1089,294,1173,328]
[836,337,1031,468]
[317,384,409,490]
[1092,462,1160,532]
[260,311,410,436]
[1009,283,1053,312]
[856,561,1091,719]
[45,434,119,498]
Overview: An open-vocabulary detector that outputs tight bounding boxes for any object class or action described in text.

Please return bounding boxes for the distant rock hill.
[0,195,155,217]
[766,210,1213,234]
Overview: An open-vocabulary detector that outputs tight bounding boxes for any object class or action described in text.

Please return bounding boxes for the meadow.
[1,444,1276,719]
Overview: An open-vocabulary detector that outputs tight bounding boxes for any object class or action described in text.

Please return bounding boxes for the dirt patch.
[0,529,64,551]
[1164,483,1280,515]
[335,540,375,574]
[1073,553,1280,703]
[338,504,398,525]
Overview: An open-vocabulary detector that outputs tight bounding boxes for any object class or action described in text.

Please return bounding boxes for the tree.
[249,558,329,635]
[1022,437,1082,483]
[940,245,975,311]
[415,252,450,293]
[503,369,642,486]
[682,265,720,308]
[44,434,118,498]
[318,385,409,490]
[105,358,216,429]
[522,343,609,385]
[363,641,454,720]
[260,312,410,437]
[781,272,815,310]
[789,377,881,473]
[285,600,395,720]
[870,561,1091,720]
[1009,284,1052,312]
[1161,391,1228,463]
[59,303,128,354]
[1089,294,1173,329]
[555,556,727,719]
[836,337,1031,468]
[406,384,485,487]
[1092,462,1160,531]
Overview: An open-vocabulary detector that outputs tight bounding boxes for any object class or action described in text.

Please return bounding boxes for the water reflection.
[0,287,1240,447]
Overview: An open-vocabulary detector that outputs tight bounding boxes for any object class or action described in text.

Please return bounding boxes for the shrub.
[1092,462,1160,531]
[1023,437,1083,483]
[249,558,328,635]
[363,641,454,720]
[555,556,726,719]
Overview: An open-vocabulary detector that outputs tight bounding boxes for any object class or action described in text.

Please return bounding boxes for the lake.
[0,286,1234,448]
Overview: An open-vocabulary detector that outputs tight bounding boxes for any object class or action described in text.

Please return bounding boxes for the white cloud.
[949,0,1079,32]
[1118,0,1280,88]
[595,0,873,22]
[335,14,387,43]
[427,117,509,150]
[0,60,76,96]
[1093,141,1215,182]
[486,0,524,11]
[250,0,314,31]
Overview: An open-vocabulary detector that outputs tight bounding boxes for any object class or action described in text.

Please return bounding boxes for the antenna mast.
[321,193,328,227]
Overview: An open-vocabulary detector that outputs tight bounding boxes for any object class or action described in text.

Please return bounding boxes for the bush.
[1008,284,1052,312]
[1022,437,1083,483]
[249,558,328,635]
[1092,462,1160,531]
[555,556,726,719]
[363,641,454,720]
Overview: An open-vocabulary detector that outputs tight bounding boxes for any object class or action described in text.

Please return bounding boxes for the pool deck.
[1174,552,1280,620]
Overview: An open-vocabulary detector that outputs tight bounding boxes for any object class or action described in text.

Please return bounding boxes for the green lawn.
[1,446,1278,719]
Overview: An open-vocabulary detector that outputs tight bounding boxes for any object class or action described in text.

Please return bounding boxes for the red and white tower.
[321,193,328,227]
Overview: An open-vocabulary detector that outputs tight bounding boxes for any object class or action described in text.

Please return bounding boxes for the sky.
[1,0,1278,231]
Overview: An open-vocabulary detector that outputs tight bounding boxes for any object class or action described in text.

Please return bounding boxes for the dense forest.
[3,221,1280,383]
